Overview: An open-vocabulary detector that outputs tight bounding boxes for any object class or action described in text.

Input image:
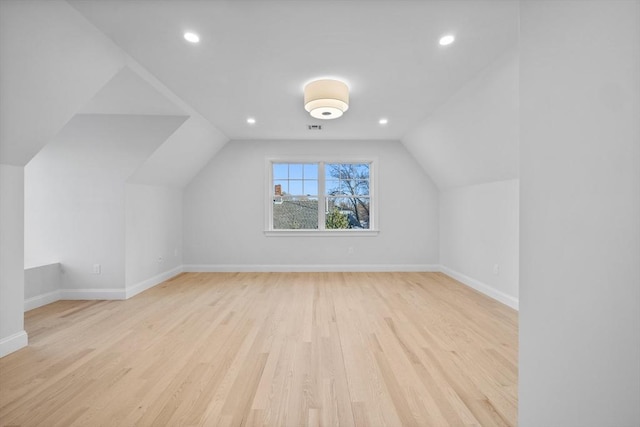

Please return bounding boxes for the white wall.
[183,140,439,270]
[125,183,183,297]
[0,164,27,357]
[440,179,519,309]
[24,263,62,311]
[0,0,227,357]
[403,43,519,309]
[0,0,124,358]
[0,0,124,166]
[519,1,640,426]
[403,47,518,189]
[25,114,185,296]
[81,65,231,189]
[128,114,229,188]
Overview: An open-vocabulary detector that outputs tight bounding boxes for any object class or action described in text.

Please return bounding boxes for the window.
[266,160,377,234]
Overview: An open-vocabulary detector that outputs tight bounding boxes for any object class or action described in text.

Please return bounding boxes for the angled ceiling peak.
[80,66,188,117]
[0,0,124,166]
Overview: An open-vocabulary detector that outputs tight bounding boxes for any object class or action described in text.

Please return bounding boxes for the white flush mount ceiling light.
[246,117,256,125]
[304,79,349,120]
[379,118,388,125]
[184,32,200,43]
[439,34,455,46]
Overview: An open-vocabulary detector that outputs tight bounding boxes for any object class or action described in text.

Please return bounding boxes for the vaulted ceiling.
[68,0,518,141]
[1,0,519,189]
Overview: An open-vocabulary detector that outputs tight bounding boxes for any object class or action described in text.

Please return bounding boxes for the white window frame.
[265,157,379,236]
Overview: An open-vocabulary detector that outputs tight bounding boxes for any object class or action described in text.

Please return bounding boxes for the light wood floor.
[0,272,518,426]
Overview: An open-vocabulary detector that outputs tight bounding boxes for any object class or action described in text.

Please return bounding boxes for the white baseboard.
[24,290,62,312]
[22,264,517,316]
[439,265,519,310]
[25,287,124,311]
[126,266,183,299]
[23,266,184,310]
[183,264,440,273]
[0,330,28,358]
[59,288,127,300]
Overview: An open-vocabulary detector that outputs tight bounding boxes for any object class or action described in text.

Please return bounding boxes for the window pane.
[325,164,340,181]
[274,180,288,195]
[340,179,356,194]
[273,163,288,180]
[273,197,319,230]
[289,180,303,195]
[355,163,370,179]
[325,180,341,195]
[354,179,370,195]
[303,180,318,196]
[346,164,360,179]
[303,164,318,179]
[289,164,303,179]
[326,164,370,193]
[326,197,370,229]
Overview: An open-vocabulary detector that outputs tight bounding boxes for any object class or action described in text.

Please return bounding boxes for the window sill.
[264,230,379,237]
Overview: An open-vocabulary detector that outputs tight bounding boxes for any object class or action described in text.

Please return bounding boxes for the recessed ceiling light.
[439,34,455,46]
[246,117,256,125]
[184,32,200,43]
[379,118,388,125]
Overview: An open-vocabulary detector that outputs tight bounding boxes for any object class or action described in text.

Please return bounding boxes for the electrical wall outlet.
[93,264,101,274]
[493,264,500,276]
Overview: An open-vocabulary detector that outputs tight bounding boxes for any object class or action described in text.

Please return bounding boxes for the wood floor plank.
[0,272,518,426]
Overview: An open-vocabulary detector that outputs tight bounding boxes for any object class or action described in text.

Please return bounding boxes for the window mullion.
[268,160,273,231]
[318,162,325,230]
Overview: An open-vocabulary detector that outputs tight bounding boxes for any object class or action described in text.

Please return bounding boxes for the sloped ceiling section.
[128,115,228,188]
[0,0,124,166]
[402,48,519,189]
[79,67,187,116]
[79,64,228,188]
[121,58,230,188]
[66,0,519,141]
[79,63,228,187]
[0,0,229,187]
[77,63,228,188]
[75,65,224,187]
[33,114,189,177]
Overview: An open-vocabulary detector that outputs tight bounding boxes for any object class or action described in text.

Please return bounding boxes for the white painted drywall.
[24,263,62,312]
[403,43,520,308]
[0,164,27,357]
[24,263,61,301]
[519,1,640,425]
[125,183,183,290]
[25,114,186,293]
[79,64,230,189]
[121,58,230,188]
[68,0,518,142]
[403,47,518,189]
[128,115,229,188]
[440,179,519,308]
[79,67,186,116]
[183,140,438,269]
[0,0,124,356]
[0,0,124,166]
